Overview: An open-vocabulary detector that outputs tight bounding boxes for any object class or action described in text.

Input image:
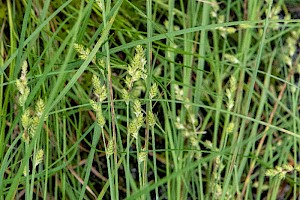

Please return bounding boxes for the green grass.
[1,0,300,199]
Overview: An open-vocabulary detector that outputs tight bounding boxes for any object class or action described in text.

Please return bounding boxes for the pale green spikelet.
[286,36,297,56]
[96,111,106,127]
[225,89,232,100]
[283,164,294,171]
[282,54,292,67]
[174,85,184,101]
[133,99,142,118]
[133,45,147,77]
[20,61,28,81]
[90,74,106,127]
[136,115,144,128]
[21,109,31,129]
[35,99,45,119]
[175,117,185,130]
[98,59,105,68]
[95,0,103,11]
[106,139,114,158]
[224,54,240,64]
[125,45,147,90]
[226,27,236,34]
[182,130,191,137]
[229,76,236,92]
[189,136,199,148]
[210,1,219,18]
[73,43,96,64]
[22,132,30,144]
[188,112,197,126]
[214,183,222,198]
[92,74,101,93]
[265,164,294,179]
[226,122,235,133]
[124,75,133,90]
[17,87,30,107]
[204,140,213,149]
[226,93,233,110]
[138,147,147,163]
[34,149,44,167]
[98,86,107,102]
[16,61,30,107]
[29,116,39,137]
[133,70,142,82]
[295,165,300,172]
[21,109,31,141]
[226,76,236,111]
[90,99,102,112]
[128,116,143,139]
[121,88,130,105]
[23,165,29,177]
[147,111,156,127]
[92,74,107,102]
[73,43,89,60]
[128,120,138,139]
[131,81,146,97]
[218,26,236,38]
[149,82,158,99]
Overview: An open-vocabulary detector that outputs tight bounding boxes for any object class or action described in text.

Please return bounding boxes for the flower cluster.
[209,2,236,38]
[21,99,46,142]
[90,75,107,127]
[23,149,44,177]
[265,164,295,179]
[92,74,107,102]
[106,139,114,158]
[174,85,202,137]
[16,61,30,107]
[16,61,45,177]
[123,46,151,139]
[138,147,147,163]
[224,54,240,64]
[225,76,236,111]
[173,84,205,161]
[73,43,96,64]
[128,100,144,139]
[124,45,147,90]
[282,30,300,69]
[34,149,44,167]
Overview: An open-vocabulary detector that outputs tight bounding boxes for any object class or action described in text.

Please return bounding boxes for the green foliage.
[1,0,300,199]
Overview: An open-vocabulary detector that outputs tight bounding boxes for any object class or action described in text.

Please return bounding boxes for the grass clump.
[1,0,300,199]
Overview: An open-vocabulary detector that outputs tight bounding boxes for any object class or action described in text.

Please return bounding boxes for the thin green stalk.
[25,141,30,200]
[78,125,101,200]
[137,136,143,192]
[102,129,115,200]
[194,0,209,114]
[0,20,5,163]
[238,1,273,196]
[142,0,153,195]
[43,120,50,200]
[166,0,175,197]
[29,145,38,200]
[62,99,67,200]
[151,124,159,199]
[101,1,119,198]
[226,0,262,197]
[292,82,300,199]
[15,0,32,76]
[126,104,130,197]
[1,0,16,164]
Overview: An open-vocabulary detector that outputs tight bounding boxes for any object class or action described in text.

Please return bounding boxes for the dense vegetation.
[1,0,300,199]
